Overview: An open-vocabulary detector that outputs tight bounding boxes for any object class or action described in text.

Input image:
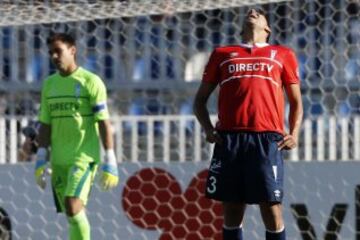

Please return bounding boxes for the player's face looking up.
[48,40,76,74]
[244,8,271,37]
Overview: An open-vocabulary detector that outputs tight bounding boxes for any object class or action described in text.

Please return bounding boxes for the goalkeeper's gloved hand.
[34,147,50,190]
[99,149,119,191]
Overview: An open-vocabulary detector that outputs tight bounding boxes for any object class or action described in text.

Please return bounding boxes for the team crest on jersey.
[48,85,57,97]
[75,83,81,99]
[296,67,300,79]
[230,52,239,57]
[270,50,277,59]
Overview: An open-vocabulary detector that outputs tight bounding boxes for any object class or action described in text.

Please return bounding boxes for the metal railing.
[0,115,359,163]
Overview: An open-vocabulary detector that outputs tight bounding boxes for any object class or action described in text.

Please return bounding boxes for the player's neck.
[59,63,78,76]
[242,32,267,45]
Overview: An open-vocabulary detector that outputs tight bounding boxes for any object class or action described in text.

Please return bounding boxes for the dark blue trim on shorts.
[74,165,91,197]
[52,188,63,213]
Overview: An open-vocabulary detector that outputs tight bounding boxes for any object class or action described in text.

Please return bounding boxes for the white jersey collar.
[239,42,269,48]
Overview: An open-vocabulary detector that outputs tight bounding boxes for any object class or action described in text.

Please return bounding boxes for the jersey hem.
[215,128,284,136]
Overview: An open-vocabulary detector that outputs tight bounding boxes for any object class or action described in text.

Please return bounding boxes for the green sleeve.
[88,76,109,121]
[38,80,51,124]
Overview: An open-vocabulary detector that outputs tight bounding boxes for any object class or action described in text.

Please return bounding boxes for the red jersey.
[202,43,300,134]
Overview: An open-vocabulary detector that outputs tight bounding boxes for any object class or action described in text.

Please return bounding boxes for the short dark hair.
[46,32,76,46]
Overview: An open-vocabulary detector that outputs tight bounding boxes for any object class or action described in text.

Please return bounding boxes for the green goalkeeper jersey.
[39,67,109,165]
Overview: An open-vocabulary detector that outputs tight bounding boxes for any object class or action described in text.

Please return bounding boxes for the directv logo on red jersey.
[228,63,274,73]
[201,44,300,133]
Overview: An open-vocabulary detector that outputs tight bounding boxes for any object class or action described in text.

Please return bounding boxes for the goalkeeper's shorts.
[205,131,284,204]
[51,161,98,212]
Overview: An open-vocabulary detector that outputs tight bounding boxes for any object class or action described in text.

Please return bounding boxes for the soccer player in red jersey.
[193,8,303,240]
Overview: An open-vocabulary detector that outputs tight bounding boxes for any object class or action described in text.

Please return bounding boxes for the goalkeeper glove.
[34,147,50,190]
[99,149,119,191]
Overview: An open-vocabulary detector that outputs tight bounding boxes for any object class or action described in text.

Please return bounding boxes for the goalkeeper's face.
[48,40,76,72]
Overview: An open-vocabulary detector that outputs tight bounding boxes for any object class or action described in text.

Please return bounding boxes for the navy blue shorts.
[205,131,284,204]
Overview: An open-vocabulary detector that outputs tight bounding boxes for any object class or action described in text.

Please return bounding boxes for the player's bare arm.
[193,82,222,144]
[98,119,114,149]
[278,84,303,150]
[36,123,51,148]
[98,119,119,191]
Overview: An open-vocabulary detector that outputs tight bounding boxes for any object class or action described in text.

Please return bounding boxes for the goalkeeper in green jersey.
[34,32,119,240]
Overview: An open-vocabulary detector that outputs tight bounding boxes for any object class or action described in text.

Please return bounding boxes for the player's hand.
[205,129,223,144]
[278,133,297,150]
[100,149,119,191]
[34,148,50,190]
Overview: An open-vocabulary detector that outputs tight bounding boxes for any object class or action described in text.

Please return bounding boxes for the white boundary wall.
[0,115,359,163]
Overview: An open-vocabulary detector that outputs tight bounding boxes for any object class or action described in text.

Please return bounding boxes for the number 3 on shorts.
[207,176,217,194]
